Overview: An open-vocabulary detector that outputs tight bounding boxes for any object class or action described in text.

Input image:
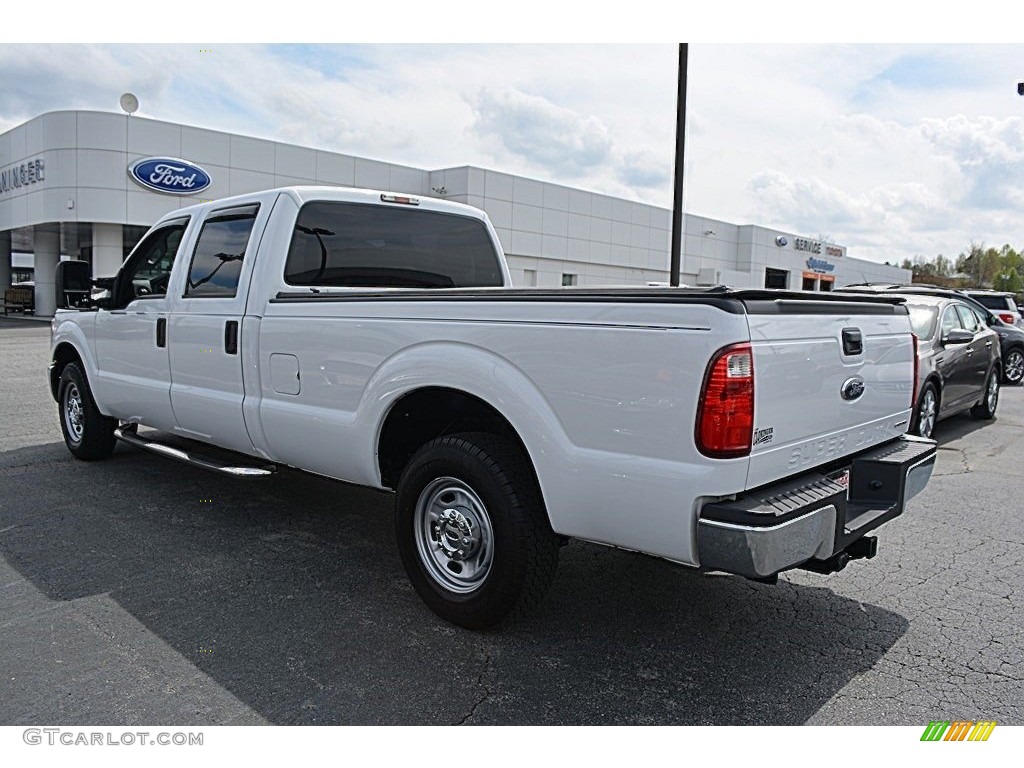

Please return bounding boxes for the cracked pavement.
[1,317,1022,725]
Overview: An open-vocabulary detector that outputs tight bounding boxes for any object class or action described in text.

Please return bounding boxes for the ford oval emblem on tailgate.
[841,377,866,401]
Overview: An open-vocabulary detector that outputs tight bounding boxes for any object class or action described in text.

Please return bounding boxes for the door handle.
[156,317,167,348]
[225,320,239,355]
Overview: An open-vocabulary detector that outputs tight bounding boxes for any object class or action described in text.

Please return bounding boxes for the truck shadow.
[0,441,908,725]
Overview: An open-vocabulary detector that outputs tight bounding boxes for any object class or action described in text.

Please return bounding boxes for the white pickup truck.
[49,186,936,628]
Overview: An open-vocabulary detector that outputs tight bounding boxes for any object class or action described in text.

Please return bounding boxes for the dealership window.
[561,273,578,286]
[802,275,817,291]
[819,280,832,292]
[764,268,789,289]
[185,204,260,298]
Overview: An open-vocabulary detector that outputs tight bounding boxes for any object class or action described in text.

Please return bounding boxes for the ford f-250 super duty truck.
[49,186,939,628]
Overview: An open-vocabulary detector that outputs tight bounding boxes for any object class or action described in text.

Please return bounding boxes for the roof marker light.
[380,194,420,206]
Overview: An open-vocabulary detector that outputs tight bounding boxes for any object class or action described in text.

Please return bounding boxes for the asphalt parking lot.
[1,316,1022,726]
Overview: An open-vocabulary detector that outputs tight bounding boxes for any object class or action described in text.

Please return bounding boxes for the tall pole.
[670,44,688,287]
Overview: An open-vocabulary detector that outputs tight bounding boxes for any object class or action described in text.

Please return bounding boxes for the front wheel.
[395,432,560,629]
[58,363,117,460]
[1003,348,1024,385]
[971,367,1000,420]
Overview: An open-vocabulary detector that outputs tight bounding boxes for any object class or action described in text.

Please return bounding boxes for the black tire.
[394,431,559,629]
[913,382,939,439]
[971,366,1000,420]
[57,362,117,460]
[1003,348,1024,386]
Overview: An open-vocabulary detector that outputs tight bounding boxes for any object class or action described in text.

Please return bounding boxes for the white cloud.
[4,42,1024,266]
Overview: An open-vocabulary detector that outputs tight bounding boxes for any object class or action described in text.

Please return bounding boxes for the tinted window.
[185,204,259,298]
[956,304,979,332]
[115,218,189,306]
[940,306,962,336]
[284,202,502,288]
[906,305,938,340]
[971,294,1011,310]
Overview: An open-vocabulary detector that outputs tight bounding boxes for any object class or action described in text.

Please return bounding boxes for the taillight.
[911,333,919,409]
[696,343,754,458]
[999,312,1016,325]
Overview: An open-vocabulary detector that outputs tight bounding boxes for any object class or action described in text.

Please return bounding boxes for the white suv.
[965,290,1024,328]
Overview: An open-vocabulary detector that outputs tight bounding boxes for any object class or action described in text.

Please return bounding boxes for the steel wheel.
[63,382,85,444]
[395,432,560,629]
[1004,349,1024,384]
[57,362,117,460]
[916,386,937,439]
[414,477,495,594]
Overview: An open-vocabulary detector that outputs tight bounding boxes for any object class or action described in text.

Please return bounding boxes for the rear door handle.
[225,320,239,355]
[156,317,167,348]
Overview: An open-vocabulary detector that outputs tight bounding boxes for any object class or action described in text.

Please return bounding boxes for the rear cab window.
[283,202,503,288]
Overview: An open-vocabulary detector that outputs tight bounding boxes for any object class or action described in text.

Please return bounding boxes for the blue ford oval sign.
[128,157,211,195]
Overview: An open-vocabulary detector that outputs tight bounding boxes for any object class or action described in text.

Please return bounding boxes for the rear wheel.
[971,367,1000,419]
[1003,348,1024,385]
[58,363,117,460]
[914,383,938,439]
[395,432,559,629]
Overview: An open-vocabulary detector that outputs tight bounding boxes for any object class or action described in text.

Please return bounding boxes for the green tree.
[994,270,1023,294]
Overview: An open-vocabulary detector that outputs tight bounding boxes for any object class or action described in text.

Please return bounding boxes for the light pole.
[670,44,688,287]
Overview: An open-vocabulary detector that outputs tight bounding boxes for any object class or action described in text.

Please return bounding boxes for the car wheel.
[971,367,1000,420]
[913,383,938,439]
[395,432,560,629]
[1003,348,1024,385]
[58,362,117,460]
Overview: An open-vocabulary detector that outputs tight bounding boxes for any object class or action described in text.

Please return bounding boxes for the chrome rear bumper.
[697,435,936,578]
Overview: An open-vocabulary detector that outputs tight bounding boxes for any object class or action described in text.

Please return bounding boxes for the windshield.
[907,305,938,340]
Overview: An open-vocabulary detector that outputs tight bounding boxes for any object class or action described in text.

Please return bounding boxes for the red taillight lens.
[696,343,754,458]
[911,333,919,409]
[999,312,1016,324]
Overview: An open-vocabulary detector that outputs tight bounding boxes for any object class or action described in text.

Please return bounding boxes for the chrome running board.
[114,427,276,477]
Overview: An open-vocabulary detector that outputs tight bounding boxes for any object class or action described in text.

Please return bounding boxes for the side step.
[114,427,276,477]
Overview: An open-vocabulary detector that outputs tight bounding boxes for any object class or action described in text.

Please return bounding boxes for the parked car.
[963,290,1024,328]
[839,285,1024,386]
[895,294,1000,439]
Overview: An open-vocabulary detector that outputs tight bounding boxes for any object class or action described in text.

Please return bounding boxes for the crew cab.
[49,186,937,628]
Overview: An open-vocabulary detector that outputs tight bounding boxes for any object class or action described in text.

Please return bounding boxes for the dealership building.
[0,110,909,316]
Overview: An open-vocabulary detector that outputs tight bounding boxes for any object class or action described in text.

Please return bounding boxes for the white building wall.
[0,110,911,297]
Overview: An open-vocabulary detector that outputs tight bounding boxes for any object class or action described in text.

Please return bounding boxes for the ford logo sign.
[775,235,788,247]
[128,157,211,195]
[841,377,866,401]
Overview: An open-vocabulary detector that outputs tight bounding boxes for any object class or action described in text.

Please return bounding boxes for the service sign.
[128,157,211,195]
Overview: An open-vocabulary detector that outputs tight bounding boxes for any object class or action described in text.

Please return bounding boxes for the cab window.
[112,218,189,307]
[185,204,260,298]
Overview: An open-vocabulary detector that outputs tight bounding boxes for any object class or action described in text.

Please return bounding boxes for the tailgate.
[743,298,915,490]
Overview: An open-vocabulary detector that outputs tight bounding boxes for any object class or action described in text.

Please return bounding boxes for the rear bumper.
[697,435,936,578]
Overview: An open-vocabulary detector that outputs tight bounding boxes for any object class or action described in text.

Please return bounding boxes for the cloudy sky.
[2,37,1022,266]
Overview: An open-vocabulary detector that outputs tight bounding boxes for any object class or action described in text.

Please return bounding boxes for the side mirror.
[943,328,973,345]
[54,260,92,309]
